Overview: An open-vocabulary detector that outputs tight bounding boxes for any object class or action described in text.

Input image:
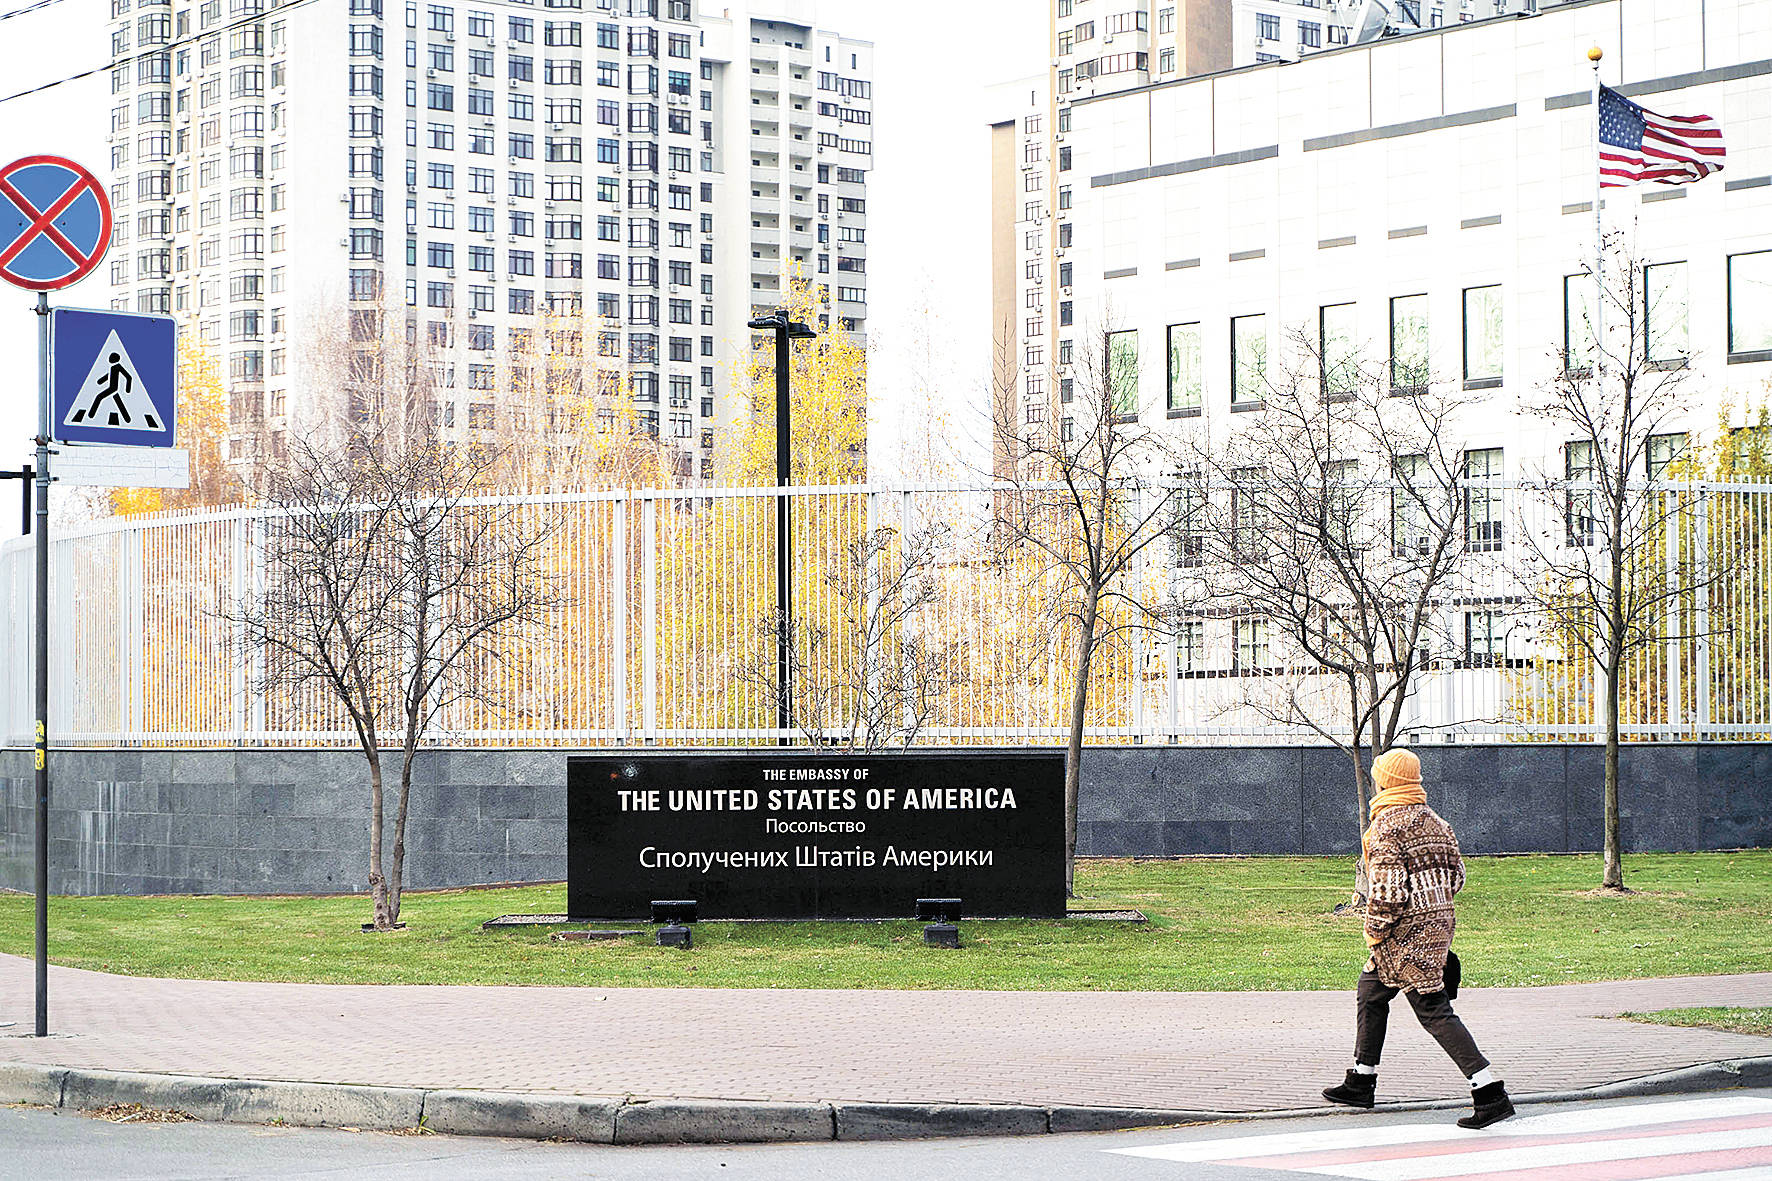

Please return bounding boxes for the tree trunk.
[389,744,416,926]
[1603,651,1625,889]
[366,747,392,929]
[1063,589,1099,898]
[1348,746,1374,909]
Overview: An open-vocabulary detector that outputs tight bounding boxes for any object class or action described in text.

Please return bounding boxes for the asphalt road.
[6,1088,1771,1180]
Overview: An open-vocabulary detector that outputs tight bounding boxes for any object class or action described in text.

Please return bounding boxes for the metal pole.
[33,290,51,1038]
[774,321,791,743]
[1590,48,1608,747]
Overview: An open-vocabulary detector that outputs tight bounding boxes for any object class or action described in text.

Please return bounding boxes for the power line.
[0,0,319,107]
[0,0,79,24]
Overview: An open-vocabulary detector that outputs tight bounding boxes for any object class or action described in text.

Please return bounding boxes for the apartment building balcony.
[750,197,780,217]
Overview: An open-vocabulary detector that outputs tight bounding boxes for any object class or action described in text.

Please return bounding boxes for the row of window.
[1071,253,1772,417]
[1166,609,1523,675]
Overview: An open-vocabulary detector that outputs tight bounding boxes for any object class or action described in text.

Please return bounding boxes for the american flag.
[1598,84,1725,187]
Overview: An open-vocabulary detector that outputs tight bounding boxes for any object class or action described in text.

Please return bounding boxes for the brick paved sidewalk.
[1,955,1768,1112]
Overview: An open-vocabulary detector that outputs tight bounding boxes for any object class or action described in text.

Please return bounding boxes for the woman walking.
[1321,748,1515,1129]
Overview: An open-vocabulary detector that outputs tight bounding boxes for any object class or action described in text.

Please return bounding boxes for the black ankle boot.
[1322,1069,1376,1109]
[1457,1080,1515,1128]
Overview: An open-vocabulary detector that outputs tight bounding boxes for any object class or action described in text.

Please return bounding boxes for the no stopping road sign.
[0,155,113,292]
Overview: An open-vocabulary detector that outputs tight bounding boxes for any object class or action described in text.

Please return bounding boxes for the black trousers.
[1354,968,1490,1078]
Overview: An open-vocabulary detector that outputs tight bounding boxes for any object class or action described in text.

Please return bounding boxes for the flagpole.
[1589,46,1604,393]
[1588,45,1605,751]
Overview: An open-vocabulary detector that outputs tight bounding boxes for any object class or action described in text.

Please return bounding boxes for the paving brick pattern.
[1,956,1768,1111]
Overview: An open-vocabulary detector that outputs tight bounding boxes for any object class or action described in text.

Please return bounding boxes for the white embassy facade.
[1035,0,1772,473]
[100,0,870,477]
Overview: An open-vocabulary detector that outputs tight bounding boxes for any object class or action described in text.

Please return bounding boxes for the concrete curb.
[0,1056,1767,1144]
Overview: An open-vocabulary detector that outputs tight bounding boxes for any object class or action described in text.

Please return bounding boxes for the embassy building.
[1009,0,1772,477]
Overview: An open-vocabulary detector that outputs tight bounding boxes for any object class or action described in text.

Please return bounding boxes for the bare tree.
[736,519,959,749]
[1516,236,1723,893]
[990,316,1177,895]
[229,428,559,929]
[1179,326,1473,902]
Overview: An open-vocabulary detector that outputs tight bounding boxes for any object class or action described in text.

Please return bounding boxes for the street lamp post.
[747,309,817,743]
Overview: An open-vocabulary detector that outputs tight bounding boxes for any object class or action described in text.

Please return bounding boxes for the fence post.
[611,494,627,742]
[640,495,657,742]
[230,515,247,742]
[1665,487,1682,736]
[116,531,133,741]
[1693,487,1711,737]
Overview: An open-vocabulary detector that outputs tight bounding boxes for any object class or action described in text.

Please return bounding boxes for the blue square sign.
[51,307,177,447]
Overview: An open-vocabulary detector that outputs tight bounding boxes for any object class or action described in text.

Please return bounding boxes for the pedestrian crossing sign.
[50,307,176,447]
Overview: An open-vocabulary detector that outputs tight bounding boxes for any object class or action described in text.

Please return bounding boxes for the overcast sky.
[0,0,1045,512]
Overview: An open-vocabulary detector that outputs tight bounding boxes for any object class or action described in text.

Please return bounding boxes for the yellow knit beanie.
[1372,748,1421,793]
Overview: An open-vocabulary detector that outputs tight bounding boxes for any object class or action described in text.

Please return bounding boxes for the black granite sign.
[567,752,1065,919]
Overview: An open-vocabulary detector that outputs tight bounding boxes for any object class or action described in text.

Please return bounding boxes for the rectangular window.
[1727,250,1772,361]
[1106,329,1138,419]
[1463,610,1506,667]
[1565,440,1597,548]
[1647,432,1688,479]
[1319,303,1357,399]
[1231,314,1267,405]
[1463,447,1503,553]
[1389,294,1428,392]
[1644,261,1689,365]
[1256,12,1280,38]
[1462,285,1502,386]
[1166,322,1201,413]
[1233,618,1269,671]
[1563,273,1597,374]
[1391,454,1428,558]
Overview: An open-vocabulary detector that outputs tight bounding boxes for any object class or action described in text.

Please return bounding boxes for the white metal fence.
[2,481,1768,748]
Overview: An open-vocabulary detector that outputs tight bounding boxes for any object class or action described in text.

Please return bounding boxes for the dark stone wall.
[3,744,1768,896]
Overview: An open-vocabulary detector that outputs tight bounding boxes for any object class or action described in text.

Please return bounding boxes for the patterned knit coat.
[1364,803,1465,994]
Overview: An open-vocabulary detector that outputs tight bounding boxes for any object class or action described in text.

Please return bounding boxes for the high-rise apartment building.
[101,0,869,480]
[987,74,1050,481]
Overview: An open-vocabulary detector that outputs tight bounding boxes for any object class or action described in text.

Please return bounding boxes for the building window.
[1256,12,1280,39]
[1319,303,1357,399]
[1564,273,1598,374]
[1644,261,1688,365]
[1389,294,1428,393]
[1463,610,1506,667]
[1647,432,1688,479]
[1106,329,1138,419]
[1233,618,1269,671]
[1462,285,1502,387]
[1231,313,1267,405]
[1727,251,1772,361]
[1565,440,1597,547]
[1166,322,1201,413]
[1391,454,1428,557]
[1300,21,1321,47]
[1158,47,1174,74]
[1463,447,1503,553]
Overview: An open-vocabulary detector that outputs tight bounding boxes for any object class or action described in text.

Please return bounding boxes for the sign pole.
[33,289,50,1038]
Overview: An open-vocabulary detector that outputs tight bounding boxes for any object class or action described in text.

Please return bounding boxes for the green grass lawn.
[1,852,1768,991]
[1622,1007,1772,1038]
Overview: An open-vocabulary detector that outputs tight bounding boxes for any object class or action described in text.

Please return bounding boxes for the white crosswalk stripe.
[1109,1096,1772,1180]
